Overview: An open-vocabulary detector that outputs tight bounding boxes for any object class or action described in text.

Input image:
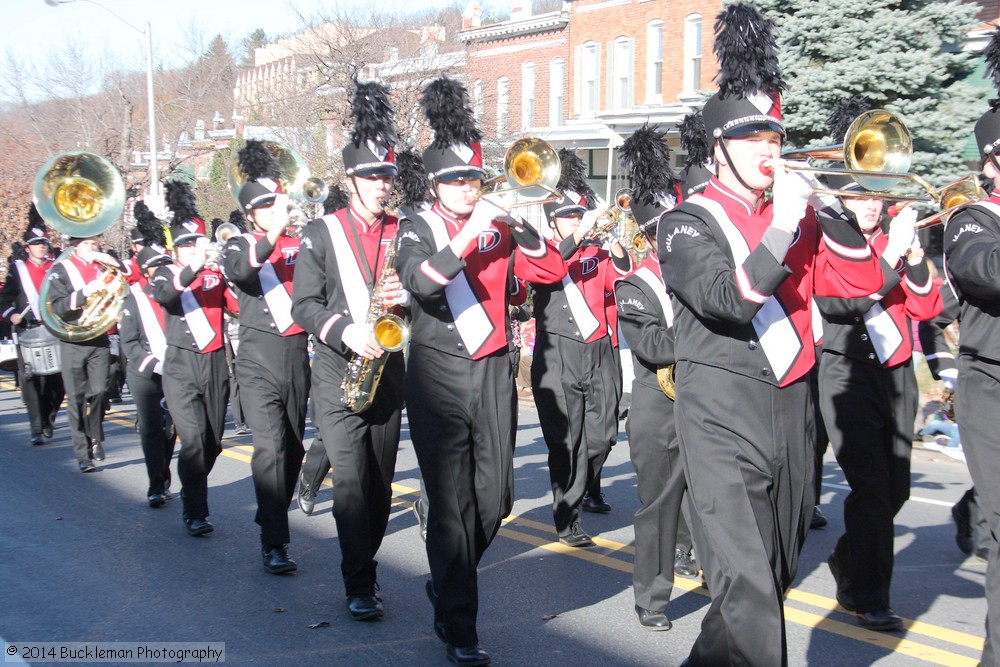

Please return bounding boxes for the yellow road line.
[4,382,983,664]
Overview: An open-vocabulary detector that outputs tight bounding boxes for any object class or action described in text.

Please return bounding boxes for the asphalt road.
[0,375,986,666]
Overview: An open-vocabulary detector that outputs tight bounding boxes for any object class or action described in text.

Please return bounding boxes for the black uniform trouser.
[627,379,690,612]
[312,348,402,596]
[407,346,515,647]
[162,346,229,521]
[128,370,174,496]
[809,358,830,504]
[531,332,619,535]
[676,362,813,667]
[300,429,331,492]
[237,329,310,546]
[957,355,1000,665]
[60,342,110,464]
[819,353,915,613]
[18,334,64,437]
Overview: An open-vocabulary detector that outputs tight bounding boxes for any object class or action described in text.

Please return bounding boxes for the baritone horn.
[769,110,934,201]
[480,137,564,209]
[33,151,128,342]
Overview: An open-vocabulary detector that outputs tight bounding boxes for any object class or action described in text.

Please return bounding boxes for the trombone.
[910,175,985,230]
[479,137,564,209]
[768,109,935,203]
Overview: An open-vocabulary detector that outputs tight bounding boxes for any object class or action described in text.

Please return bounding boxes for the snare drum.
[0,339,17,372]
[18,327,62,378]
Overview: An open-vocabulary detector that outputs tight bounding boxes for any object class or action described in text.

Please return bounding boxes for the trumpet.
[204,222,241,270]
[584,189,634,243]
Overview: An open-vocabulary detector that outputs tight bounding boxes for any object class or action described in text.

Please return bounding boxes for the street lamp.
[43,0,160,199]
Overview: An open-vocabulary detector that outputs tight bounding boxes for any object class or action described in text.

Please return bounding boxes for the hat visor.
[171,232,204,247]
[352,164,398,178]
[549,204,587,218]
[25,238,50,246]
[434,168,487,183]
[725,121,786,139]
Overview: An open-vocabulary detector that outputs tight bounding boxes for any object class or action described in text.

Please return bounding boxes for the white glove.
[578,208,603,239]
[83,279,103,297]
[885,207,917,259]
[87,251,116,266]
[342,322,373,356]
[771,165,812,234]
[941,374,957,392]
[188,237,209,272]
[75,246,94,263]
[387,289,412,308]
[467,199,507,235]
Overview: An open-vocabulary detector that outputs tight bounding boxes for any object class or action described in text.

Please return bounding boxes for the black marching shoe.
[446,644,491,666]
[78,460,96,473]
[184,517,214,537]
[30,436,44,446]
[810,507,828,529]
[674,547,699,578]
[89,441,105,462]
[297,474,316,516]
[952,500,974,556]
[856,609,904,632]
[582,492,612,513]
[147,493,167,508]
[346,593,384,621]
[559,521,595,548]
[262,544,297,575]
[635,605,672,631]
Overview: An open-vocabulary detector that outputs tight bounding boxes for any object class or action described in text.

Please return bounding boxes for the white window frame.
[646,20,664,104]
[609,36,633,111]
[549,57,564,127]
[684,14,703,94]
[473,79,484,122]
[521,61,535,131]
[576,41,600,117]
[497,76,509,138]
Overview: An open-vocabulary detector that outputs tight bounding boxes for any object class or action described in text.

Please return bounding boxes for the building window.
[497,77,509,138]
[521,62,535,131]
[646,20,664,103]
[611,37,633,111]
[580,42,599,116]
[684,14,703,94]
[473,79,484,122]
[550,57,564,127]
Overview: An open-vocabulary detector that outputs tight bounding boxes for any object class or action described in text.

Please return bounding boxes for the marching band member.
[119,214,175,508]
[0,206,64,446]
[941,28,1000,664]
[613,123,691,631]
[816,163,941,631]
[531,149,631,547]
[396,77,566,666]
[223,141,310,574]
[656,6,885,665]
[121,201,153,286]
[292,81,405,615]
[151,181,230,536]
[46,234,117,473]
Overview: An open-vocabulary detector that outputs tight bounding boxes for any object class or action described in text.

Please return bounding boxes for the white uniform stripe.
[420,259,451,285]
[257,262,295,333]
[323,215,370,327]
[320,314,342,343]
[632,266,673,328]
[823,233,872,260]
[14,261,41,320]
[130,282,166,367]
[561,274,600,339]
[863,302,903,364]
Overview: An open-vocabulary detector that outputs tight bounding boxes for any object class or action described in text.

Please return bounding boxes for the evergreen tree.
[240,29,269,68]
[751,0,982,190]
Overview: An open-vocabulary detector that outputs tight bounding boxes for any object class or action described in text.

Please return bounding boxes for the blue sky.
[2,0,494,90]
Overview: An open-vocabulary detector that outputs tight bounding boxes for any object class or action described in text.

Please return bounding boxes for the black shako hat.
[976,29,1000,165]
[420,77,486,182]
[133,199,170,269]
[343,80,398,178]
[677,111,713,201]
[236,140,283,212]
[701,4,787,145]
[165,180,206,247]
[619,123,678,233]
[23,203,50,245]
[543,148,596,220]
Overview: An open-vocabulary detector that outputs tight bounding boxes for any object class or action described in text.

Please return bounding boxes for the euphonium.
[341,237,409,413]
[657,364,676,400]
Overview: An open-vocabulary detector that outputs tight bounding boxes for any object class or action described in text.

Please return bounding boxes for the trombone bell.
[501,136,562,202]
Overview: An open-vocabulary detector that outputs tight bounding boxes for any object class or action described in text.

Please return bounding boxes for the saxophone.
[341,236,409,413]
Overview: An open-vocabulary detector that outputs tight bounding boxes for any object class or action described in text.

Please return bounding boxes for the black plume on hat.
[619,123,678,207]
[714,4,786,101]
[350,80,397,149]
[228,209,248,234]
[134,200,167,249]
[23,203,49,244]
[11,242,26,262]
[238,140,281,182]
[164,180,201,224]
[422,78,481,150]
[395,149,431,208]
[555,149,597,209]
[827,95,873,142]
[322,185,350,215]
[679,112,710,170]
[975,28,1000,163]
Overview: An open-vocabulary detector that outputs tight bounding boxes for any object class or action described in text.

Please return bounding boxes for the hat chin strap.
[718,138,765,197]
